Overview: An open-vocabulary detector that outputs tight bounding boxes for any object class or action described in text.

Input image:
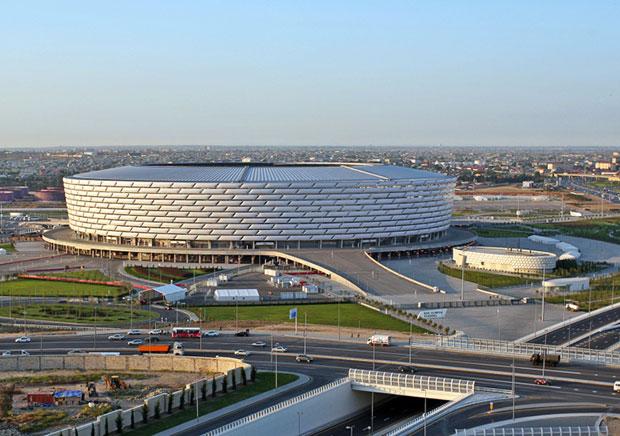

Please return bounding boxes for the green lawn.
[536,217,620,245]
[438,263,530,288]
[546,290,619,311]
[194,303,429,334]
[127,372,298,436]
[0,278,126,297]
[0,304,156,324]
[44,269,114,282]
[125,266,219,283]
[0,242,15,253]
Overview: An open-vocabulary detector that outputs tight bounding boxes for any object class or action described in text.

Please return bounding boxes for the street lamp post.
[345,425,354,436]
[408,319,413,364]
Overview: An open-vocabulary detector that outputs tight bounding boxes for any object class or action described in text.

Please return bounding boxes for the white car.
[15,336,31,343]
[149,329,164,335]
[108,334,126,341]
[271,345,288,353]
[251,341,267,347]
[127,329,142,336]
[67,349,87,355]
[127,339,144,346]
[2,350,30,357]
[203,330,220,337]
[233,349,250,357]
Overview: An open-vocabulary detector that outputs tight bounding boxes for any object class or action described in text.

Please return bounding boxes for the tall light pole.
[408,319,413,364]
[303,313,307,355]
[337,298,341,341]
[460,255,466,301]
[541,267,546,322]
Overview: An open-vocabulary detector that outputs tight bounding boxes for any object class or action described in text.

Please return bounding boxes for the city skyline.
[1,1,619,148]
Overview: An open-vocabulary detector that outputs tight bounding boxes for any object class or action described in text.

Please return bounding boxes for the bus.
[171,327,201,339]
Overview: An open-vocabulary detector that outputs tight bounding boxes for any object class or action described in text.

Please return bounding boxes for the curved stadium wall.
[63,163,455,250]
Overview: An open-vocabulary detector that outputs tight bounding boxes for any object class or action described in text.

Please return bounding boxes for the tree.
[141,403,148,424]
[250,366,257,382]
[201,382,207,400]
[222,376,227,394]
[212,378,217,398]
[189,386,195,406]
[104,418,109,436]
[167,394,173,414]
[179,388,186,410]
[0,383,16,418]
[130,409,135,428]
[154,402,161,419]
[231,371,237,390]
[90,423,95,436]
[115,414,123,434]
[241,368,247,386]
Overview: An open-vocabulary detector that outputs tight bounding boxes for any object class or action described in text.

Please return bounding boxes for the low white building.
[152,284,187,303]
[453,246,557,274]
[214,288,260,302]
[542,277,590,293]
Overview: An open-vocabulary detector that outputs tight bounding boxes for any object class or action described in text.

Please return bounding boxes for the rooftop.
[69,163,449,183]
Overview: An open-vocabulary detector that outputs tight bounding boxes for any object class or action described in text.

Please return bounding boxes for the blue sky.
[0,1,618,147]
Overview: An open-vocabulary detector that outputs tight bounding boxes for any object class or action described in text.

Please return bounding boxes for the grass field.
[0,278,126,297]
[195,303,429,333]
[0,242,15,252]
[128,372,298,436]
[125,266,218,283]
[536,217,620,245]
[0,303,156,324]
[546,290,619,311]
[44,269,114,282]
[438,263,530,288]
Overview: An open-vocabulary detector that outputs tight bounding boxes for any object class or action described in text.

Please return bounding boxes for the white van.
[614,381,620,393]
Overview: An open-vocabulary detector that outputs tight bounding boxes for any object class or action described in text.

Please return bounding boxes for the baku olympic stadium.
[44,163,459,265]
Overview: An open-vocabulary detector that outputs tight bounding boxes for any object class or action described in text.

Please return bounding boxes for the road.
[527,306,620,346]
[1,331,618,434]
[570,324,620,350]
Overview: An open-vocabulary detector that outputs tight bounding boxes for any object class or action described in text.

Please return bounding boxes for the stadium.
[44,163,456,261]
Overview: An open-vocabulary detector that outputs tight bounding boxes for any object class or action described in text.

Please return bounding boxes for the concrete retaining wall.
[0,355,251,436]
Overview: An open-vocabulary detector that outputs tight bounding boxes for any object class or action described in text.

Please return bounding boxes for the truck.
[367,335,391,346]
[530,352,560,367]
[138,342,184,356]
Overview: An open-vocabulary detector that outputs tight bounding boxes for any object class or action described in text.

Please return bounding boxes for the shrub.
[212,378,217,398]
[231,371,237,390]
[201,382,207,400]
[167,394,173,414]
[141,403,148,424]
[241,368,247,386]
[104,418,109,436]
[250,366,257,382]
[154,402,161,419]
[190,386,195,405]
[130,409,135,428]
[222,376,228,394]
[115,414,123,434]
[91,423,95,436]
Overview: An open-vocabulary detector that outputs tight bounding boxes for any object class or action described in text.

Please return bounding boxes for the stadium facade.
[60,163,454,250]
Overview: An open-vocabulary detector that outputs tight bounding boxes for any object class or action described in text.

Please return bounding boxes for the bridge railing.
[453,426,608,436]
[385,399,458,436]
[202,378,350,436]
[348,369,475,394]
[426,336,620,366]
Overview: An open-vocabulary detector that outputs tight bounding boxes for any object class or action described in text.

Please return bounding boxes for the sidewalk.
[155,371,310,436]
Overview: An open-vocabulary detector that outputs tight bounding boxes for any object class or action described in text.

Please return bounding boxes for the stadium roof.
[70,163,449,183]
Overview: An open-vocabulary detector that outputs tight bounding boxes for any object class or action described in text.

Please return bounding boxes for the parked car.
[534,378,549,386]
[203,330,220,337]
[15,336,31,343]
[251,341,267,347]
[127,329,142,336]
[67,349,87,355]
[398,365,417,374]
[149,329,164,335]
[234,350,251,357]
[271,345,287,353]
[295,354,313,363]
[234,329,250,337]
[2,350,30,357]
[128,339,144,346]
[108,334,126,341]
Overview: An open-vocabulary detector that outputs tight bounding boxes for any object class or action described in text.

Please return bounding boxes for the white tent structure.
[152,284,187,303]
[214,289,260,302]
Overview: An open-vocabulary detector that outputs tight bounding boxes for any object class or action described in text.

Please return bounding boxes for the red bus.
[171,327,201,339]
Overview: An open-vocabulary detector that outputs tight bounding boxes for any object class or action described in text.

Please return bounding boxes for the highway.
[1,331,618,434]
[571,324,620,350]
[527,306,620,346]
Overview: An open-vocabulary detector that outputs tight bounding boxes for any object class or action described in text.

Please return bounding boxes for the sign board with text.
[417,309,447,320]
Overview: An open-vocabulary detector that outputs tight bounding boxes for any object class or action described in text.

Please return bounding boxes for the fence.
[432,336,620,366]
[384,400,458,435]
[453,426,608,436]
[348,369,475,395]
[203,378,351,436]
